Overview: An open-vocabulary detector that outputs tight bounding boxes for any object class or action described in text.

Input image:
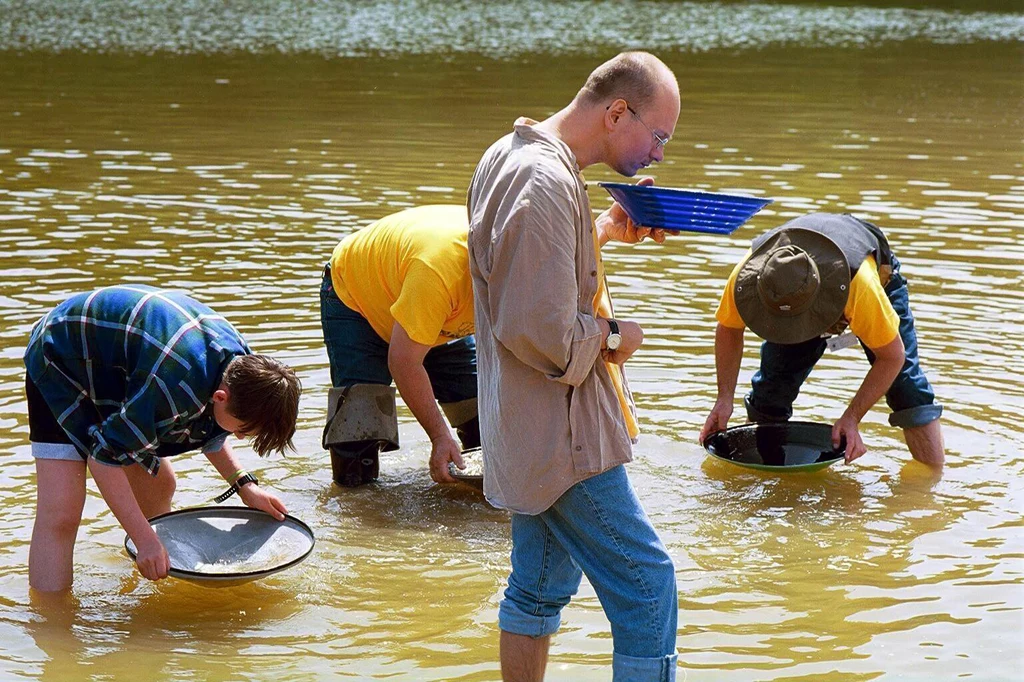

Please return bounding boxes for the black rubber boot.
[330,440,382,487]
[455,416,481,451]
[743,394,791,424]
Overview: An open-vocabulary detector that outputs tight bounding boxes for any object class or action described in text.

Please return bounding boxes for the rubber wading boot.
[440,398,480,452]
[330,440,382,487]
[323,384,399,487]
[456,416,481,451]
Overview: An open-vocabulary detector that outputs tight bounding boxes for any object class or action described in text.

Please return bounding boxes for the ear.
[212,388,229,404]
[604,98,628,129]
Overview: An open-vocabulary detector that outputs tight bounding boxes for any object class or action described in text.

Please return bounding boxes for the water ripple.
[1,0,1023,56]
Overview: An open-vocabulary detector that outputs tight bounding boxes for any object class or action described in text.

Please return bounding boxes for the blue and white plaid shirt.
[24,285,251,474]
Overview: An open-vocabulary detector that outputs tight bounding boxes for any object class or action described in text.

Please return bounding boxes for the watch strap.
[214,473,260,503]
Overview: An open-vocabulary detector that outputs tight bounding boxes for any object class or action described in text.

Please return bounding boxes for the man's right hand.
[134,534,170,581]
[699,398,734,442]
[428,433,464,484]
[602,320,643,365]
[833,412,866,464]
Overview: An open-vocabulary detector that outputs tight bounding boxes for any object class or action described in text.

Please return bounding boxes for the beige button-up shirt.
[467,118,634,514]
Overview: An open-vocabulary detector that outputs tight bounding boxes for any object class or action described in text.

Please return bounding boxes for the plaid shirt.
[24,285,251,474]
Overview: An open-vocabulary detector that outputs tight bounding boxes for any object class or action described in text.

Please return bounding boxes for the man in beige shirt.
[468,52,681,681]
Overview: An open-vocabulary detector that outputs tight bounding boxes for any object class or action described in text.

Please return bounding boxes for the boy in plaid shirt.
[24,285,301,591]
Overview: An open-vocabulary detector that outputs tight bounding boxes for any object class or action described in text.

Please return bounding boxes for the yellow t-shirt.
[329,205,474,346]
[715,250,899,349]
[591,226,640,440]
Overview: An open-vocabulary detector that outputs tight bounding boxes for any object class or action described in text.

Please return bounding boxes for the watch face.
[607,333,622,350]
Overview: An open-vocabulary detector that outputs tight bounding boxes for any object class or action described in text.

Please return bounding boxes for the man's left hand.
[239,484,288,521]
[832,413,866,464]
[597,177,667,245]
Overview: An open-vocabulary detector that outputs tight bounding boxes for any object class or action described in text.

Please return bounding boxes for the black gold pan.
[702,421,845,472]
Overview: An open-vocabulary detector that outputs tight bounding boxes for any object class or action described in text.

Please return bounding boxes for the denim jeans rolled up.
[499,465,679,682]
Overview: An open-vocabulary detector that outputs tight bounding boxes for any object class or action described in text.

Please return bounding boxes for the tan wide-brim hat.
[734,228,851,344]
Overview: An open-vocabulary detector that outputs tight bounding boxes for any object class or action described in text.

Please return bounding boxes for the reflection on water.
[1,4,1022,680]
[679,459,957,674]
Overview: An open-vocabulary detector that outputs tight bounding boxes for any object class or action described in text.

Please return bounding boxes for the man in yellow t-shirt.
[699,213,944,467]
[320,205,478,487]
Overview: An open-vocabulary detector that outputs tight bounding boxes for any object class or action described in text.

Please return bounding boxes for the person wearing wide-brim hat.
[698,213,944,467]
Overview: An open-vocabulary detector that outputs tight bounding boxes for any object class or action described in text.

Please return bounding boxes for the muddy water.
[0,2,1022,680]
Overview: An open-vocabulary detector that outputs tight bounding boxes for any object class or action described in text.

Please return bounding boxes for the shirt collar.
[512,117,582,176]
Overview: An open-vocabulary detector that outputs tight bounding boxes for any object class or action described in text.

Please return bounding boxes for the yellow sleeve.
[390,260,452,346]
[846,257,900,349]
[714,251,752,330]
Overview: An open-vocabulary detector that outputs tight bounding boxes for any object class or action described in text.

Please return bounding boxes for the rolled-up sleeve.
[487,187,602,387]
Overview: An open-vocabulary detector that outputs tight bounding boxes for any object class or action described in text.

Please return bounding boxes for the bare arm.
[87,459,169,581]
[699,324,746,442]
[388,323,463,483]
[833,334,905,462]
[204,439,287,520]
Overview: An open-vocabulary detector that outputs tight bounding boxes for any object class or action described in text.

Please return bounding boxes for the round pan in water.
[702,421,845,472]
[125,506,315,586]
[449,446,484,490]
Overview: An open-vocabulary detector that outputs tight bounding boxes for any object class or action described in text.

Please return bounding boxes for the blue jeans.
[747,257,942,429]
[319,266,477,402]
[500,465,678,681]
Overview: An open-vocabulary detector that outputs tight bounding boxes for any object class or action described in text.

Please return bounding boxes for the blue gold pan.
[599,182,772,235]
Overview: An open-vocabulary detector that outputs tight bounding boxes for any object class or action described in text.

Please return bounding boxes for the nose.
[650,144,665,164]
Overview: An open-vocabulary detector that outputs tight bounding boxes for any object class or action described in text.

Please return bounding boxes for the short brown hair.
[223,354,301,456]
[576,51,676,111]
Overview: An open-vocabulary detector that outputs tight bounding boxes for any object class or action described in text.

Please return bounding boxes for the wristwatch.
[606,319,622,351]
[214,473,260,503]
[235,472,259,489]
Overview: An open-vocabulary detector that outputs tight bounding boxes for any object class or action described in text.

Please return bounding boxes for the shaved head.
[576,51,678,111]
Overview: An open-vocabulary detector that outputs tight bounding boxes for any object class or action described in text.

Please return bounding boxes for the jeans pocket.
[320,268,335,298]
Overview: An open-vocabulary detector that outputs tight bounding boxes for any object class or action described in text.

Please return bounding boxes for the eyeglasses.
[626,104,670,149]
